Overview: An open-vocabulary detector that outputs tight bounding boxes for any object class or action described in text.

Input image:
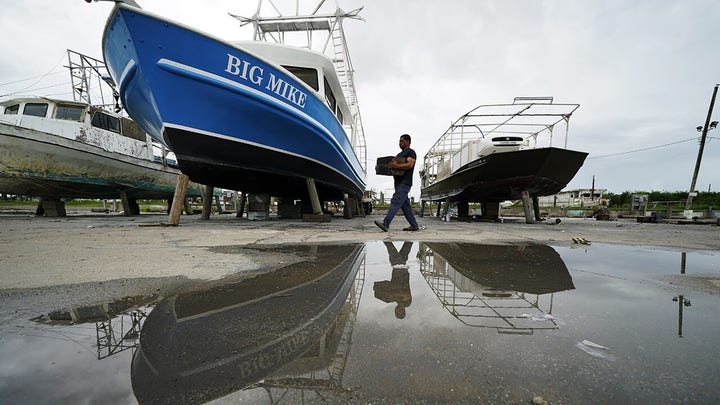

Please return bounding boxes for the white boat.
[0,95,205,214]
[420,97,588,218]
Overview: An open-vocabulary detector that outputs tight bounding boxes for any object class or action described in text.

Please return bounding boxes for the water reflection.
[373,242,413,319]
[131,244,366,404]
[96,309,146,360]
[673,252,692,337]
[672,294,692,337]
[4,242,718,403]
[681,252,687,274]
[33,295,153,360]
[417,242,574,334]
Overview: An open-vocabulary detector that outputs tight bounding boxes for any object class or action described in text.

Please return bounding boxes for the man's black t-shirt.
[394,148,417,187]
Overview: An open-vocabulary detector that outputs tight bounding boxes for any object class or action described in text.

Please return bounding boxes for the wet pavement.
[1,241,718,404]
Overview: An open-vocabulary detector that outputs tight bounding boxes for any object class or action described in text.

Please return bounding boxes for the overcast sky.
[1,0,719,198]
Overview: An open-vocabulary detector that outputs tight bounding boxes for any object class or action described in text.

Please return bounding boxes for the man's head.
[399,134,411,150]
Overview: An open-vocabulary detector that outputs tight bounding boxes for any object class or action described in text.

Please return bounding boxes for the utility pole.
[685,84,719,210]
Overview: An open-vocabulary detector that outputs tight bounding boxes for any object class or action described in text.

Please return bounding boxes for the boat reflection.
[131,244,366,404]
[417,242,574,334]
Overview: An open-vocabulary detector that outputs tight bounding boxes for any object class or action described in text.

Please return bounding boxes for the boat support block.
[167,174,190,226]
[306,178,322,214]
[201,185,214,220]
[120,191,132,217]
[521,190,535,224]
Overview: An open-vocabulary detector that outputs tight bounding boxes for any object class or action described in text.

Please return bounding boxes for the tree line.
[605,191,720,209]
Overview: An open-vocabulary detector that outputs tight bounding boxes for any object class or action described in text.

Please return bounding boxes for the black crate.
[375,156,406,176]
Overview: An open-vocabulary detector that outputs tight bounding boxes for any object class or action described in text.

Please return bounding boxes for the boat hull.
[0,123,203,199]
[102,5,366,200]
[421,147,588,202]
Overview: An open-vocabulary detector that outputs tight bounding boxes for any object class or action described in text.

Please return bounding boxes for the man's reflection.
[374,242,413,319]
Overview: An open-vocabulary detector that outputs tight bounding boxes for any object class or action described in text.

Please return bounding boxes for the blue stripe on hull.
[102,5,366,196]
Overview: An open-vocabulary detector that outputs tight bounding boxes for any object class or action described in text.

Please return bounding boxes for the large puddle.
[1,242,719,403]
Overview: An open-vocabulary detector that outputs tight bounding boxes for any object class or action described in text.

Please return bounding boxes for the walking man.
[374,134,420,232]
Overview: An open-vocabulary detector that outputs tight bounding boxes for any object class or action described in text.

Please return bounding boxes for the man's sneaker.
[374,220,388,232]
[403,225,420,231]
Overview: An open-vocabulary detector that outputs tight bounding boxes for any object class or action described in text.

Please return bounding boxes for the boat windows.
[337,109,343,125]
[283,66,318,91]
[55,105,84,121]
[324,77,336,113]
[23,103,49,117]
[91,111,121,133]
[3,104,19,115]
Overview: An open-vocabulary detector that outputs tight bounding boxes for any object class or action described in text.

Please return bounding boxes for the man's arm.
[388,156,415,170]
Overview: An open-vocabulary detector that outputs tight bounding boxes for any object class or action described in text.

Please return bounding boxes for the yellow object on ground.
[572,236,591,245]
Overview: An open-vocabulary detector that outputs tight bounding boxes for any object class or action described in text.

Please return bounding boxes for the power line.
[0,70,66,88]
[6,81,70,94]
[0,53,67,97]
[587,136,700,159]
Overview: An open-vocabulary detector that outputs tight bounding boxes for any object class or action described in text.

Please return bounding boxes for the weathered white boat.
[0,96,205,214]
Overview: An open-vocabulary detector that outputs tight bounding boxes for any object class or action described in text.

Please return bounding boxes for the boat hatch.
[491,136,524,146]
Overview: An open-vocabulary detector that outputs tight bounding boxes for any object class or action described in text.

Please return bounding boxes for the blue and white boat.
[101,1,367,206]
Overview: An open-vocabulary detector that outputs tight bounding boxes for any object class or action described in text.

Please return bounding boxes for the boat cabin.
[1,97,153,159]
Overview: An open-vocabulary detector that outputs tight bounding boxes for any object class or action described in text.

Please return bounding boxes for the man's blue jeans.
[383,183,418,227]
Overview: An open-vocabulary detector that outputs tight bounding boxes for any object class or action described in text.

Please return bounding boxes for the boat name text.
[225,54,307,108]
